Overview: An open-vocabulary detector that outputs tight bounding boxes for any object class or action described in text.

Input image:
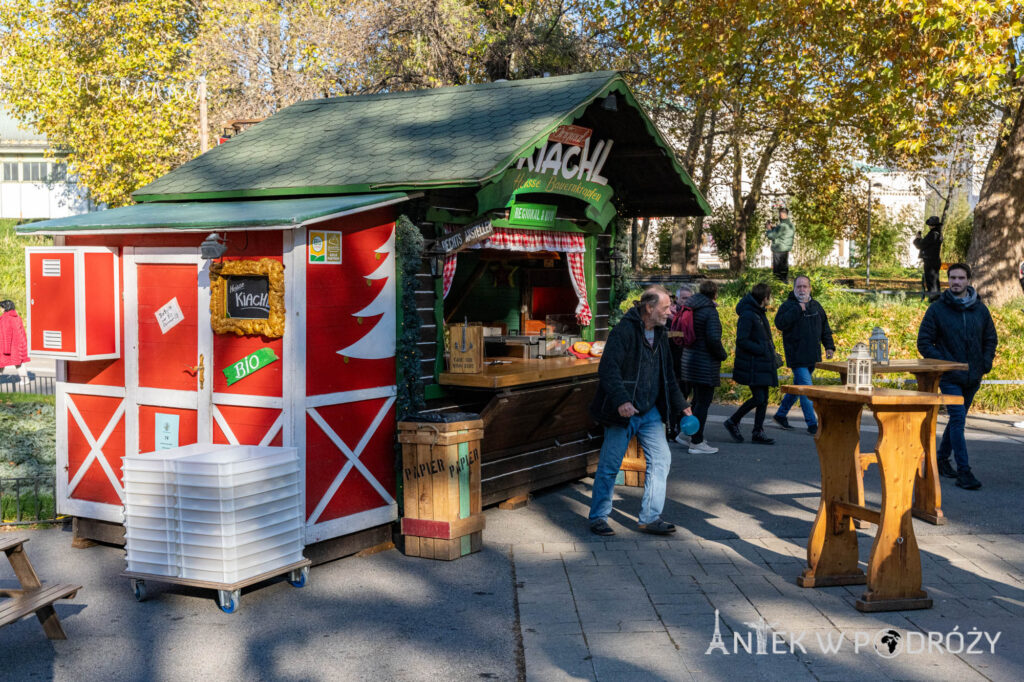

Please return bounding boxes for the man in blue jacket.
[917,263,998,490]
[588,286,691,535]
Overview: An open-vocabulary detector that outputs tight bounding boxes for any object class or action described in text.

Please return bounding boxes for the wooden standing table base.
[815,359,968,526]
[784,385,961,612]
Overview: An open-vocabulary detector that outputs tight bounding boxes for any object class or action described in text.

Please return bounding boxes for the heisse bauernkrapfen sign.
[438,219,494,254]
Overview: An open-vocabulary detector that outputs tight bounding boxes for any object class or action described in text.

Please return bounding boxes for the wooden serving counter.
[439,356,600,389]
[434,355,604,507]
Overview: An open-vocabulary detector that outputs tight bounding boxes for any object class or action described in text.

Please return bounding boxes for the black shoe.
[637,519,676,535]
[724,419,744,443]
[955,470,982,490]
[772,414,793,430]
[751,430,775,445]
[807,424,818,435]
[590,520,615,536]
[937,458,957,479]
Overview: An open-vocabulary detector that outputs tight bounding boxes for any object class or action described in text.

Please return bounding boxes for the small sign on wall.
[155,297,185,334]
[225,276,270,319]
[223,347,279,386]
[309,230,342,264]
[154,413,180,451]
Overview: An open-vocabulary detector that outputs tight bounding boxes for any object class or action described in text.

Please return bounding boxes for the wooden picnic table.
[815,358,969,525]
[783,385,961,612]
[0,536,81,639]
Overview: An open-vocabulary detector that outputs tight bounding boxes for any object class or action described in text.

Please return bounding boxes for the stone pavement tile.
[595,552,634,566]
[562,552,599,567]
[579,619,667,635]
[520,601,581,625]
[627,550,668,566]
[657,606,717,631]
[576,600,659,623]
[586,632,685,678]
[871,649,990,682]
[635,540,673,551]
[949,581,1004,600]
[604,541,640,551]
[542,542,579,554]
[576,541,613,553]
[521,619,584,637]
[516,542,546,555]
[517,587,576,605]
[988,594,1024,615]
[798,643,893,681]
[642,575,701,595]
[516,551,567,564]
[523,633,595,681]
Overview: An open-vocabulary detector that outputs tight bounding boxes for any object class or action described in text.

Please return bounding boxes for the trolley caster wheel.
[132,579,147,602]
[217,589,240,614]
[288,566,309,588]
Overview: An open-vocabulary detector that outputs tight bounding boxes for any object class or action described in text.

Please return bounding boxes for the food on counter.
[572,341,592,355]
[589,341,605,357]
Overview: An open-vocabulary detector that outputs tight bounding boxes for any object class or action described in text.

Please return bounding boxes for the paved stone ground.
[3,405,1024,680]
[484,407,1024,681]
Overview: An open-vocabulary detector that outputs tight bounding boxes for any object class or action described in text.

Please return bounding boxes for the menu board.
[225,275,270,319]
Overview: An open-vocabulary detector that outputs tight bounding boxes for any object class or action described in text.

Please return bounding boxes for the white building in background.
[0,108,94,220]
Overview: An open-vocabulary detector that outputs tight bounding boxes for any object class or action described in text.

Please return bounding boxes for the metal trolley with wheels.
[121,558,312,614]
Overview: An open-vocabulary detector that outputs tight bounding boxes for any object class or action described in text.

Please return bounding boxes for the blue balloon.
[679,415,700,436]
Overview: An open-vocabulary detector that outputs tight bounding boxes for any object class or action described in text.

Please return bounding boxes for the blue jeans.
[937,379,979,472]
[589,407,671,525]
[776,366,817,427]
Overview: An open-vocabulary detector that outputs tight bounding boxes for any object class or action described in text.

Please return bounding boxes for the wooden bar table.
[783,385,961,611]
[815,359,968,525]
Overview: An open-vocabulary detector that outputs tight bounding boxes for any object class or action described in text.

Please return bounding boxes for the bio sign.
[223,347,279,386]
[509,202,557,228]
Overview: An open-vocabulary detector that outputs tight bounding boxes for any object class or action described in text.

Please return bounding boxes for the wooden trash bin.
[618,438,646,487]
[398,415,486,560]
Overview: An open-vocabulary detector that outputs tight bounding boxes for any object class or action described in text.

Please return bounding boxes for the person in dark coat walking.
[723,283,779,445]
[914,216,943,296]
[771,276,835,434]
[588,286,691,536]
[679,280,728,454]
[917,263,997,490]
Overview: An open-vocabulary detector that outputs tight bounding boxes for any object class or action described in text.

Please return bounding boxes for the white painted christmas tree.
[337,227,396,360]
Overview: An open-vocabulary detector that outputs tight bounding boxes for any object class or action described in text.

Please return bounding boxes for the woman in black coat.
[679,280,727,454]
[724,282,779,445]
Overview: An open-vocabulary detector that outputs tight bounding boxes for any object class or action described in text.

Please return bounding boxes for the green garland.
[609,215,636,326]
[395,214,426,419]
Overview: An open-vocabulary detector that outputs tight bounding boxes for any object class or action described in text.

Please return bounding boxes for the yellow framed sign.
[309,230,342,264]
[210,258,285,337]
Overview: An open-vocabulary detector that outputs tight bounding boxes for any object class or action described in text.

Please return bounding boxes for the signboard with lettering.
[514,136,614,186]
[222,347,279,386]
[509,202,557,228]
[548,125,592,148]
[225,275,270,319]
[155,413,180,451]
[438,219,494,255]
[309,230,342,264]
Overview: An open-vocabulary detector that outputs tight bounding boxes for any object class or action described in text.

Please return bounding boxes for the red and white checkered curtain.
[473,227,586,253]
[567,252,592,326]
[439,224,589,321]
[442,254,457,299]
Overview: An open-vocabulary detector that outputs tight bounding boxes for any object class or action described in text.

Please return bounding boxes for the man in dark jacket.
[680,280,728,454]
[914,216,943,296]
[772,276,835,434]
[588,286,691,536]
[917,263,998,490]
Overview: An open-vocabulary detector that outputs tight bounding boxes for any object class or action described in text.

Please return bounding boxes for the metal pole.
[866,181,872,287]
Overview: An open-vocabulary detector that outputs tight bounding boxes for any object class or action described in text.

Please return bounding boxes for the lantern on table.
[869,326,889,365]
[846,342,873,391]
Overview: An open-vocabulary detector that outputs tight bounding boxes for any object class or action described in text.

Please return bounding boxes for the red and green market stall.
[18,71,709,559]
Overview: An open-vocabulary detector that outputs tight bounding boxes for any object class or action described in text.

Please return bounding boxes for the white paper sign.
[155,297,185,334]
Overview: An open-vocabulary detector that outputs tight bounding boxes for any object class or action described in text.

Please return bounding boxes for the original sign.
[548,125,592,148]
[154,297,185,334]
[223,347,279,386]
[509,202,557,228]
[438,219,494,255]
[309,230,342,264]
[225,275,270,319]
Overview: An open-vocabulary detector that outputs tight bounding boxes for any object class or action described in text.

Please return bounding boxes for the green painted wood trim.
[477,75,711,217]
[458,441,470,520]
[489,218,593,234]
[424,384,447,401]
[134,181,474,203]
[584,234,597,342]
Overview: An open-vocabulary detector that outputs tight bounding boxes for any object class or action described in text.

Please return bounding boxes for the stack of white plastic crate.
[123,445,304,583]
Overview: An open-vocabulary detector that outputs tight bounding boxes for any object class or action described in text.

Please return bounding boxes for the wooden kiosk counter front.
[439,356,603,506]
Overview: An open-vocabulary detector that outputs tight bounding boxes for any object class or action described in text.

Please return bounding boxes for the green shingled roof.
[132,71,709,217]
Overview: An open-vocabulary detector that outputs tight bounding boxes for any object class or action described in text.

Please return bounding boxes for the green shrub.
[1,489,56,523]
[0,219,51,311]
